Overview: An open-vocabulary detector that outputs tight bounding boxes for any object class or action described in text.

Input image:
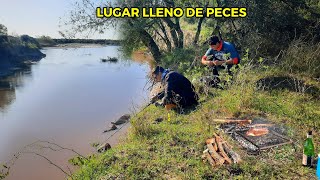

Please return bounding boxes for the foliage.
[0,24,7,35]
[37,35,57,47]
[20,35,41,48]
[213,0,320,58]
[280,39,320,78]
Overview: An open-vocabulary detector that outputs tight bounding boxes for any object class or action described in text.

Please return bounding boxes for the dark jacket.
[158,70,198,108]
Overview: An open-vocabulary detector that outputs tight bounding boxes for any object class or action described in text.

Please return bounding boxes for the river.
[0,45,151,180]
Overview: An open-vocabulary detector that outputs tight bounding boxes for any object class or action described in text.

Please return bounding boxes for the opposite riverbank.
[0,35,121,78]
[0,35,46,77]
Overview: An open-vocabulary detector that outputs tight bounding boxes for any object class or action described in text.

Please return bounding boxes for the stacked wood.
[202,133,242,167]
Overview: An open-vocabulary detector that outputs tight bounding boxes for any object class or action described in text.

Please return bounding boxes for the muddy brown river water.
[0,46,150,180]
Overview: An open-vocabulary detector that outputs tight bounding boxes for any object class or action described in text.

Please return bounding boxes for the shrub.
[37,35,56,47]
[279,39,320,78]
[20,35,41,48]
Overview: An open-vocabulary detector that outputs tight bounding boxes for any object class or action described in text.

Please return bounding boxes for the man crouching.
[150,66,199,111]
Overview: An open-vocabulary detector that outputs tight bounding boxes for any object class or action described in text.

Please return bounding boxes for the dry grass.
[279,39,320,78]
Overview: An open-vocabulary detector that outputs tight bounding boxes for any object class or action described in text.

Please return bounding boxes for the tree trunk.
[128,20,162,63]
[174,18,184,48]
[140,29,162,62]
[193,1,209,45]
[163,18,184,49]
[158,20,172,52]
[193,16,205,45]
[163,18,179,48]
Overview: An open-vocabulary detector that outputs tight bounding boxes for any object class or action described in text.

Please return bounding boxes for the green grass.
[70,66,319,179]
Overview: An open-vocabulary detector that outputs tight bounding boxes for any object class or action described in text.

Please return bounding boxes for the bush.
[20,35,41,48]
[280,39,320,78]
[0,24,7,36]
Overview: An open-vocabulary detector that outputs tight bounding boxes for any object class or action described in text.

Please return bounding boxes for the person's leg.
[227,64,234,76]
[212,66,219,76]
[211,66,222,87]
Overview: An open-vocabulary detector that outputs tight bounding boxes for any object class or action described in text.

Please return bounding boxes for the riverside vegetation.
[70,45,320,179]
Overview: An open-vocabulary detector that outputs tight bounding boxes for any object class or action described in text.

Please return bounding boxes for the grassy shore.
[70,61,320,179]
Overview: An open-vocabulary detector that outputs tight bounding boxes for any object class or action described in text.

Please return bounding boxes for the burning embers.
[219,118,292,152]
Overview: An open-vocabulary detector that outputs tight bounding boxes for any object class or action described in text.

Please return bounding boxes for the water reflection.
[0,46,150,180]
[0,66,33,111]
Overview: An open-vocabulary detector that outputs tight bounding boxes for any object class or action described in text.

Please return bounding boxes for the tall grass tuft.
[280,39,320,78]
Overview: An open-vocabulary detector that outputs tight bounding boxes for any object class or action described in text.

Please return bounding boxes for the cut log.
[212,119,252,124]
[206,138,214,144]
[204,150,216,167]
[201,153,207,162]
[207,144,225,165]
[222,143,241,163]
[248,124,274,128]
[206,138,218,151]
[215,136,232,164]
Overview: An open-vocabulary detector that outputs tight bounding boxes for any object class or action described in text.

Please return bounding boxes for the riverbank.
[43,43,108,49]
[0,35,46,78]
[70,63,320,179]
[0,36,120,78]
[38,38,121,48]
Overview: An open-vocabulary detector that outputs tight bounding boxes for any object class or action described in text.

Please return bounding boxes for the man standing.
[201,36,240,77]
[150,66,198,110]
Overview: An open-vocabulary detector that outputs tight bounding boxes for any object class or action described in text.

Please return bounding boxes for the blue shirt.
[205,41,240,64]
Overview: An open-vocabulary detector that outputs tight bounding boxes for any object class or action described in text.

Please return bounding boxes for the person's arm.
[225,49,239,65]
[150,90,164,103]
[214,44,239,65]
[213,59,234,65]
[202,56,216,66]
[201,49,216,66]
[162,75,177,105]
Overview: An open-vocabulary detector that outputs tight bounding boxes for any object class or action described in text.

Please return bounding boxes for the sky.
[0,0,118,39]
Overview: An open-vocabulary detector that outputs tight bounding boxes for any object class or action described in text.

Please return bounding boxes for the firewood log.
[206,138,214,144]
[207,144,225,165]
[212,119,252,124]
[215,136,232,164]
[248,124,274,128]
[202,153,208,162]
[203,150,216,167]
[206,138,218,151]
[222,143,241,163]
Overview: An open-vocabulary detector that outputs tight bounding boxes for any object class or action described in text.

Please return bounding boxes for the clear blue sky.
[0,0,117,39]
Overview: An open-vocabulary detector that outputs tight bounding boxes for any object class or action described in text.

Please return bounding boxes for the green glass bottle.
[302,131,315,167]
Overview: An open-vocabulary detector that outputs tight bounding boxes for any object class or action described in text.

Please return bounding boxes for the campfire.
[218,117,292,153]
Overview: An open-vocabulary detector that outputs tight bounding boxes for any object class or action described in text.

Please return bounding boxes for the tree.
[0,24,8,35]
[63,0,213,62]
[214,0,320,57]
